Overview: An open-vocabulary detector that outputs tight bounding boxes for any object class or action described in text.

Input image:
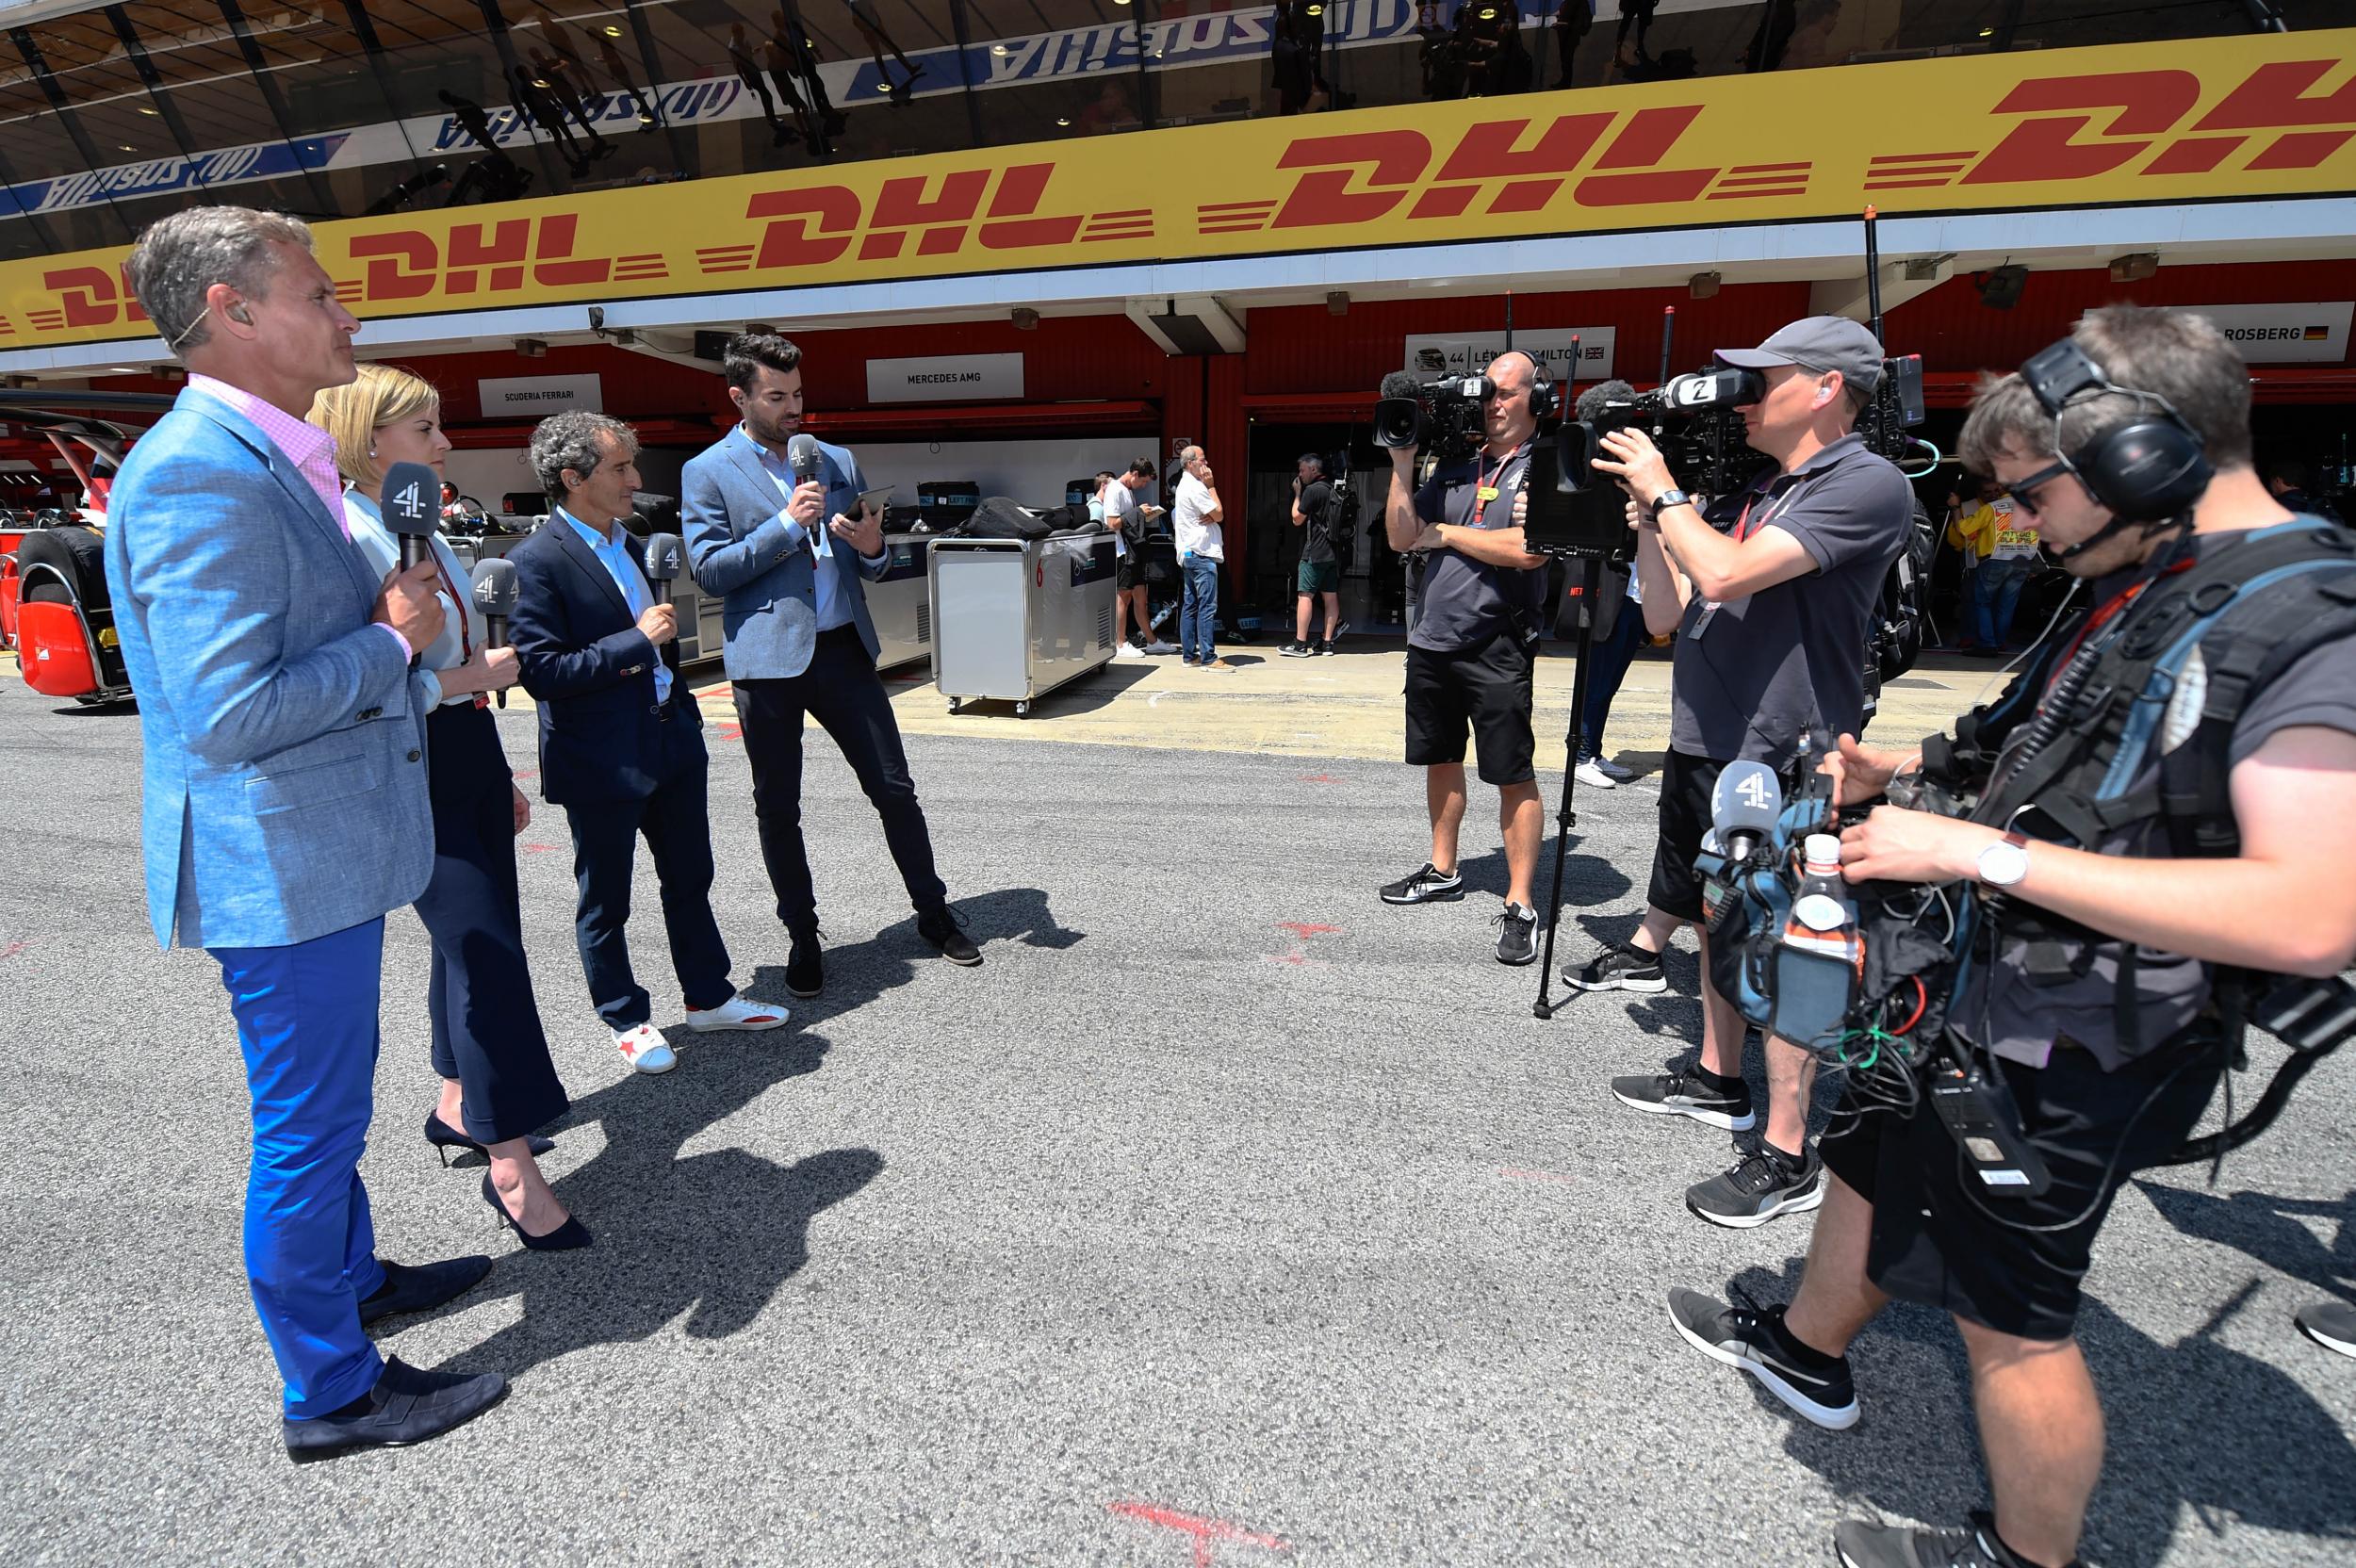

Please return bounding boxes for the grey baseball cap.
[1716,316,1887,398]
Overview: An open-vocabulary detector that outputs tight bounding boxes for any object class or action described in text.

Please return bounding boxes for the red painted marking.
[511,768,538,781]
[521,842,557,855]
[1276,923,1340,939]
[1499,1167,1577,1185]
[718,723,744,741]
[1262,951,1312,967]
[0,940,26,959]
[1108,1502,1290,1567]
[1298,773,1341,784]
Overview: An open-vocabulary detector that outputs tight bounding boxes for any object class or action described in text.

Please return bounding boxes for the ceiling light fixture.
[138,106,158,116]
[992,43,1008,55]
[603,23,622,35]
[1055,116,1071,126]
[118,142,136,151]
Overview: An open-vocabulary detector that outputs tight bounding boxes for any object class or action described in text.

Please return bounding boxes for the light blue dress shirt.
[735,424,853,633]
[560,507,672,705]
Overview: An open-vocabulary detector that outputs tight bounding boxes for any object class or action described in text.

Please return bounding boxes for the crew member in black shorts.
[1375,351,1549,968]
[1569,316,1912,1230]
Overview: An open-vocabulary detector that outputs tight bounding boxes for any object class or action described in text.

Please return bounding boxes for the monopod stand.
[1531,549,1606,1020]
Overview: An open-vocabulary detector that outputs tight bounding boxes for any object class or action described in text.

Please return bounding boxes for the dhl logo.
[28,264,147,333]
[1872,57,2355,189]
[343,215,668,301]
[713,162,1151,276]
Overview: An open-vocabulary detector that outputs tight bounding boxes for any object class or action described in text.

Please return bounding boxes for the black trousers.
[417,702,569,1143]
[563,724,734,1030]
[735,626,947,934]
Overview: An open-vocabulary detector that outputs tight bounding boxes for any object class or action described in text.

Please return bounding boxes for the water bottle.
[1771,834,1862,1051]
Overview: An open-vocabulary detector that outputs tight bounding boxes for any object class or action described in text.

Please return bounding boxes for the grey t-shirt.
[1409,441,1546,654]
[1668,435,1914,766]
[1961,525,2356,1070]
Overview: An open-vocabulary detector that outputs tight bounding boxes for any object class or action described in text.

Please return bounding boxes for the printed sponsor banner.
[478,373,603,414]
[1406,328,1617,383]
[2184,302,2353,364]
[1,31,2350,352]
[865,352,1025,403]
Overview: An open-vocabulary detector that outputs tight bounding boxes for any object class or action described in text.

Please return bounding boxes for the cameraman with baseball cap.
[1572,316,1915,1227]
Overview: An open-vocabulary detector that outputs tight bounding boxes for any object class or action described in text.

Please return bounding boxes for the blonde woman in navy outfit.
[309,365,585,1250]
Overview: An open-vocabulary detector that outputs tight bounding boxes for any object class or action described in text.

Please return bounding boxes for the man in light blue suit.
[105,207,506,1462]
[682,332,979,1002]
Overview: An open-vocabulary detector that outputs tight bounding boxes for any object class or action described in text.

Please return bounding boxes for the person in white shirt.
[1172,444,1232,671]
[1100,462,1174,657]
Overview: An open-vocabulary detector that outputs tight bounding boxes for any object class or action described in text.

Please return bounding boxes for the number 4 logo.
[1738,775,1775,809]
[390,480,424,520]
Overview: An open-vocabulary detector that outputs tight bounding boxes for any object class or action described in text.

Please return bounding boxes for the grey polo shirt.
[1409,440,1546,654]
[1668,433,1914,767]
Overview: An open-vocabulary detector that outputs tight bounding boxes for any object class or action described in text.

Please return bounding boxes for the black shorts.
[1647,749,1723,922]
[1117,556,1141,591]
[1403,630,1536,786]
[1819,1031,2223,1341]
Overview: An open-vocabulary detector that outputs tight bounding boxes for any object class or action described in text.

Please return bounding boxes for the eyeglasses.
[2002,460,2074,516]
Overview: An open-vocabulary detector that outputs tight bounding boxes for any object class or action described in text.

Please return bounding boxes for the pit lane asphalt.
[0,675,2348,1567]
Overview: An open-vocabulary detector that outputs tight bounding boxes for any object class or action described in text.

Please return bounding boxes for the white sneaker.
[684,994,791,1033]
[614,1022,678,1074]
[1574,759,1617,789]
[1144,640,1177,655]
[1114,643,1144,659]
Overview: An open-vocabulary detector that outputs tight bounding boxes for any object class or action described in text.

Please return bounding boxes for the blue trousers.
[1577,598,1646,761]
[1180,554,1220,662]
[1972,556,2032,648]
[211,918,389,1418]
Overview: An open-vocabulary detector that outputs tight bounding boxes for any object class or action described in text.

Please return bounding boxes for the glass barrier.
[0,0,2343,260]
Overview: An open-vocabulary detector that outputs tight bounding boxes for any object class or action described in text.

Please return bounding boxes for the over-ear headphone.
[2019,337,2211,523]
[1503,348,1560,421]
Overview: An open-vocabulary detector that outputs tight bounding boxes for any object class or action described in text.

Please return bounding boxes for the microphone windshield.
[469,556,519,616]
[1379,370,1422,400]
[1710,760,1783,852]
[381,462,442,540]
[785,433,821,483]
[640,531,683,580]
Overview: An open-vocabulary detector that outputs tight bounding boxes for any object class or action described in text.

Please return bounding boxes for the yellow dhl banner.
[4,30,2352,351]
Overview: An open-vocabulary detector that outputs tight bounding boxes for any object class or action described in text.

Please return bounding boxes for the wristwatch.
[1975,829,2031,889]
[1649,488,1693,522]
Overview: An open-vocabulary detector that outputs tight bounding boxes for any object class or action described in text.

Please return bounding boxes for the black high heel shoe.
[481,1173,592,1251]
[425,1112,555,1167]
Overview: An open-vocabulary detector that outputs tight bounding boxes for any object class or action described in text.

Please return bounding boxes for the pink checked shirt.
[188,373,349,536]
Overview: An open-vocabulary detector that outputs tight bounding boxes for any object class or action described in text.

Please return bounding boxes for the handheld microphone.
[469,556,518,709]
[381,461,442,570]
[785,433,822,486]
[639,531,683,607]
[1710,760,1784,864]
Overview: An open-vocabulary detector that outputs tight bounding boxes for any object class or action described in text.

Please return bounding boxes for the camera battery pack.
[1929,1065,2053,1198]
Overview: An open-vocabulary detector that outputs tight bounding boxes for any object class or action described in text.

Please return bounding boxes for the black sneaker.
[1315,640,1337,656]
[1610,1069,1757,1132]
[1686,1145,1824,1229]
[1832,1512,2057,1568]
[1495,902,1538,965]
[785,926,826,998]
[1562,942,1666,993]
[1280,640,1314,657]
[917,906,982,966]
[1666,1286,1859,1431]
[1380,861,1464,905]
[2296,1299,2356,1359]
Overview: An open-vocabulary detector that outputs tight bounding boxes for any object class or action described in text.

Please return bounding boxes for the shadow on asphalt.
[2134,1181,2355,1298]
[384,887,1077,1383]
[1707,1259,2356,1567]
[1454,842,1633,911]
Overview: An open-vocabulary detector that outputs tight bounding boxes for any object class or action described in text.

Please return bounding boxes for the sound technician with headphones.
[1571,316,1914,1230]
[1666,306,2356,1568]
[1377,350,1551,967]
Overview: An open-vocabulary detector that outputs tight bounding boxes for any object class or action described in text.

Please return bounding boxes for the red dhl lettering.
[39,263,147,329]
[344,215,613,302]
[744,163,1081,274]
[1966,59,2356,185]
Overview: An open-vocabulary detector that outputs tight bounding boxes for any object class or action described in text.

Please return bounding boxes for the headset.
[1500,347,1560,421]
[2019,337,2213,525]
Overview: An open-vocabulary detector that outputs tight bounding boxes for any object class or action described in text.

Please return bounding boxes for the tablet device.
[855,485,896,518]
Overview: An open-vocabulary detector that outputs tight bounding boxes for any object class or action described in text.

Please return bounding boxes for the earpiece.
[228,303,253,325]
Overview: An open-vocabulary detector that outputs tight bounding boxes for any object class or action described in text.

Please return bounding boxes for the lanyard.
[2047,557,2192,690]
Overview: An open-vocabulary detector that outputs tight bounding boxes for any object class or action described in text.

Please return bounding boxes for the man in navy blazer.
[509,411,788,1077]
[682,333,978,999]
[106,206,504,1462]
